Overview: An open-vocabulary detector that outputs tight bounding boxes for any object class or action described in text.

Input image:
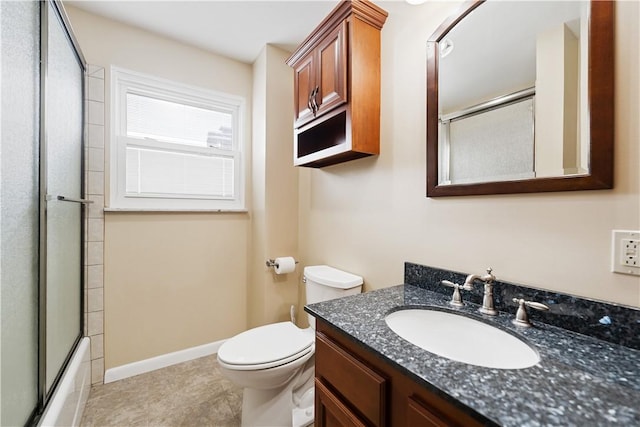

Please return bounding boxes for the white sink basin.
[385,308,539,369]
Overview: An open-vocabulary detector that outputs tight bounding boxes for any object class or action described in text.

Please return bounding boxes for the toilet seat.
[218,322,314,371]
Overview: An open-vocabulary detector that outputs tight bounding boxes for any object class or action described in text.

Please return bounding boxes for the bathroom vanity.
[306,263,640,426]
[315,319,486,426]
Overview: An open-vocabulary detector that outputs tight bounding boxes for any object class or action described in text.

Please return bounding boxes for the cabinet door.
[315,21,348,117]
[316,332,387,426]
[406,396,451,427]
[293,52,316,127]
[316,379,367,427]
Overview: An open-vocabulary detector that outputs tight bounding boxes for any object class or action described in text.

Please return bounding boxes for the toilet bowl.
[217,265,363,427]
[217,322,314,390]
[218,322,315,427]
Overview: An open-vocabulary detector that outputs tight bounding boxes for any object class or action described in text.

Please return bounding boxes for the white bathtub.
[39,337,91,427]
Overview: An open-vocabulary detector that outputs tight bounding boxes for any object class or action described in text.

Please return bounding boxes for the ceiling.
[65,0,347,64]
[439,0,586,114]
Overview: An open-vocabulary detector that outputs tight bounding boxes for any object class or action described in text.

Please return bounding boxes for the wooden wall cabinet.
[315,319,485,427]
[286,0,387,168]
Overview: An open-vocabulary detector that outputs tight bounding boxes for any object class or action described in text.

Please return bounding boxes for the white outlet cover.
[611,230,640,276]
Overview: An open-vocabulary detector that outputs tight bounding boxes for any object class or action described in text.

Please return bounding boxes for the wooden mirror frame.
[426,0,614,197]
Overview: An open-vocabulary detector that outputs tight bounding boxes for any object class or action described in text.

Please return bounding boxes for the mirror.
[426,0,613,197]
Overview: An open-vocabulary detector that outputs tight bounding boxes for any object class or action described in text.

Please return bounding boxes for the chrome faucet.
[463,268,497,315]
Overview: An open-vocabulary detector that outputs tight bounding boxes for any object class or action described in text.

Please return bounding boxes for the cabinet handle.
[308,88,317,114]
[311,86,319,115]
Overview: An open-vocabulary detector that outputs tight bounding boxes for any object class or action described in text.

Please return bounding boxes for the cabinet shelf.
[294,107,373,168]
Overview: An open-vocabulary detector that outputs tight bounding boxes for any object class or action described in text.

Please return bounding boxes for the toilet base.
[241,385,294,427]
[241,386,314,427]
[240,358,314,427]
[292,388,314,427]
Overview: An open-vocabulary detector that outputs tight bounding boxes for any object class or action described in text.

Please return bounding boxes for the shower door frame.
[35,0,87,420]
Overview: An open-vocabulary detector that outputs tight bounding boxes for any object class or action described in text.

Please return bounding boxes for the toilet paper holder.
[266,258,299,269]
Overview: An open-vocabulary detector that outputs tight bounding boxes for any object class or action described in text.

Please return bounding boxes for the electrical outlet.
[622,239,639,267]
[612,230,640,276]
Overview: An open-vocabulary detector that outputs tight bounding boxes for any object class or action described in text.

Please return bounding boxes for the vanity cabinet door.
[406,396,450,427]
[315,332,387,426]
[316,379,367,427]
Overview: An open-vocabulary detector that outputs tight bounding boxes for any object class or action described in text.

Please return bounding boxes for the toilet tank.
[304,265,363,328]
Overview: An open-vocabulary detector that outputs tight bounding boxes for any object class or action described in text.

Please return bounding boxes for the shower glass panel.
[44,2,84,393]
[0,1,41,425]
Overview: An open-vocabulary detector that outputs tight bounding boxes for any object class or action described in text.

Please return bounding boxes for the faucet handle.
[524,300,549,312]
[512,298,549,327]
[441,280,465,307]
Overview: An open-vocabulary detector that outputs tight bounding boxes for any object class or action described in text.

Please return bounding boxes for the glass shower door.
[0,1,41,425]
[43,2,84,394]
[1,1,85,422]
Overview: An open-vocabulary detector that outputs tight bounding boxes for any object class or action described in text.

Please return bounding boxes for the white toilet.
[217,265,363,427]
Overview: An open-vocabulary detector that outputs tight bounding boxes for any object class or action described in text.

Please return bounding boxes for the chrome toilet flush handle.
[441,280,465,307]
[512,298,550,327]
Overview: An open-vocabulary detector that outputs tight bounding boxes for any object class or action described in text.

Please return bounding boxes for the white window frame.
[109,66,246,211]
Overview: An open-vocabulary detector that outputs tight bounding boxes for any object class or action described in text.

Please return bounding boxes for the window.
[110,67,245,210]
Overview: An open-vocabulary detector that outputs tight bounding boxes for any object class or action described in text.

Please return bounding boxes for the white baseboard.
[104,339,226,384]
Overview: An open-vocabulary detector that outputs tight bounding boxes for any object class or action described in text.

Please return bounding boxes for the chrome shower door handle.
[48,194,94,204]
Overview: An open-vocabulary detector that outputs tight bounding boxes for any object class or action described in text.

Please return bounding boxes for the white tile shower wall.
[84,65,105,385]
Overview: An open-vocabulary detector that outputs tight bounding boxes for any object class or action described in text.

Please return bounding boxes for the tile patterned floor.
[81,355,242,426]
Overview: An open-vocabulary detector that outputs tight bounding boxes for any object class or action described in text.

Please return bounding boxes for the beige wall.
[298,1,640,309]
[104,213,248,368]
[66,7,253,369]
[249,45,300,328]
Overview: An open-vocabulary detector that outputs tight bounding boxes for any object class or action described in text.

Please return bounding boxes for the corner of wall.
[247,44,300,328]
[84,64,106,385]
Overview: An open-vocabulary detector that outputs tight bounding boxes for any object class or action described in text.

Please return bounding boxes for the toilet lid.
[218,322,314,367]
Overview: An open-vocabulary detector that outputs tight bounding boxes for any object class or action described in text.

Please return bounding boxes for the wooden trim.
[586,0,615,189]
[349,16,382,155]
[428,0,484,45]
[286,0,387,67]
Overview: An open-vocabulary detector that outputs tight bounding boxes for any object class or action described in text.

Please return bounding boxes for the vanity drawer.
[315,332,387,427]
[315,378,367,427]
[407,395,451,427]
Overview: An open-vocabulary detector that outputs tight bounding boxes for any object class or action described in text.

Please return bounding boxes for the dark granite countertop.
[305,284,640,426]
